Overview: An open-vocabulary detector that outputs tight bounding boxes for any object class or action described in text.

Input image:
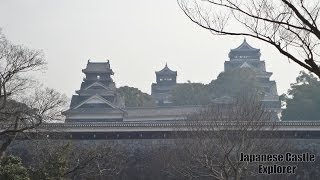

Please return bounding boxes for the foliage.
[282,71,320,120]
[10,140,127,180]
[0,155,30,180]
[170,68,262,106]
[117,86,156,107]
[28,143,70,180]
[209,68,263,98]
[0,30,67,158]
[170,83,211,106]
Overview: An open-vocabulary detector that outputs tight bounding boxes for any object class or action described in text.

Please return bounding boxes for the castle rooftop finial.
[155,62,177,76]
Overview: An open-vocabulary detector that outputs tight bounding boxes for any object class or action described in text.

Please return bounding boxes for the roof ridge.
[231,39,260,51]
[156,63,177,75]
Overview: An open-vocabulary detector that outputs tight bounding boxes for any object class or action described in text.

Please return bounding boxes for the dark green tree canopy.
[170,83,211,106]
[0,155,29,180]
[209,68,263,99]
[117,86,156,107]
[170,68,263,106]
[282,71,320,120]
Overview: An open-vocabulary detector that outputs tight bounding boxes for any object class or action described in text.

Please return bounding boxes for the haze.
[0,0,303,97]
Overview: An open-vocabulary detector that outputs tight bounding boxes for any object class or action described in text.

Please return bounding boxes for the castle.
[151,63,177,105]
[216,39,281,111]
[62,61,199,122]
[63,40,281,122]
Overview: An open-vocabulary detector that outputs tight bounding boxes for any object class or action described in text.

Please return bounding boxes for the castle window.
[97,75,100,79]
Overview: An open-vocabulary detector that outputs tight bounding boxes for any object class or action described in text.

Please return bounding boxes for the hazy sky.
[0,0,303,97]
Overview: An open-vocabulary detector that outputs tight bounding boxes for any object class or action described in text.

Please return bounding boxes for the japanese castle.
[62,61,199,122]
[221,39,281,111]
[151,63,177,105]
[63,40,281,122]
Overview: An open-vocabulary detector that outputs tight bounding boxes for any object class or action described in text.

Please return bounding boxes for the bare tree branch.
[178,0,320,77]
[0,30,67,158]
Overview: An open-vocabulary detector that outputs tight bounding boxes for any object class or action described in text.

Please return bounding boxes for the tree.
[209,68,263,99]
[178,0,320,78]
[0,155,29,180]
[11,139,127,180]
[170,69,262,106]
[117,86,156,107]
[170,83,211,105]
[167,95,285,180]
[0,30,67,158]
[281,71,320,120]
[28,142,70,180]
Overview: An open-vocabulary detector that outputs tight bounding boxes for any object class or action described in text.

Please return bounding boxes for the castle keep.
[224,39,281,112]
[62,61,125,122]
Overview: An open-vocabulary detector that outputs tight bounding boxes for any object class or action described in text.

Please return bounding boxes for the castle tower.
[62,60,125,122]
[151,63,177,105]
[224,39,281,118]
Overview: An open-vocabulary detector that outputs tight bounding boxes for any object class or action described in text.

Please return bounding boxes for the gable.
[85,96,107,104]
[240,62,252,68]
[73,95,117,109]
[85,82,108,90]
[78,103,113,108]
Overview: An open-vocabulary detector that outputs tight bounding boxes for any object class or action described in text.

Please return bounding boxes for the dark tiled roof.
[229,39,261,60]
[261,100,281,109]
[125,106,201,118]
[63,107,125,114]
[65,118,123,123]
[82,61,114,74]
[70,95,85,108]
[156,64,177,76]
[230,39,260,52]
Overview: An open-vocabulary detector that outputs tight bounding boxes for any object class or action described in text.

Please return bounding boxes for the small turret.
[151,63,178,105]
[155,63,177,85]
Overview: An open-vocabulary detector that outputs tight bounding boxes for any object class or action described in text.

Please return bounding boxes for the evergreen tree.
[209,68,263,98]
[0,155,29,180]
[170,83,210,106]
[117,86,156,107]
[282,71,320,120]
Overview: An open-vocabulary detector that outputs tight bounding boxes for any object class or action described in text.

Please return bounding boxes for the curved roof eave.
[230,39,260,52]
